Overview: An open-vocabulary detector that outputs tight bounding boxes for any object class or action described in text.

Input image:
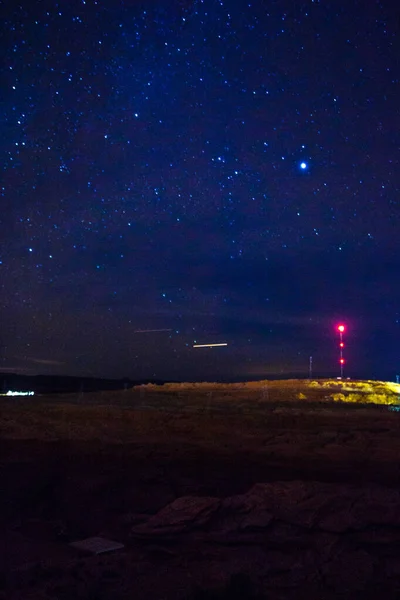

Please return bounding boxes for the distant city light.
[337,324,345,332]
[340,358,345,365]
[340,342,344,348]
[4,390,35,396]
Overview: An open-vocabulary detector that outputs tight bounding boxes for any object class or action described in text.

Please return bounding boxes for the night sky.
[1,0,399,382]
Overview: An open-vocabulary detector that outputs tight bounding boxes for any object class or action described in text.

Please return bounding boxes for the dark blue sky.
[1,0,399,381]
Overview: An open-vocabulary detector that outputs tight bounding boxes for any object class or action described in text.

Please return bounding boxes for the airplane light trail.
[193,343,228,348]
[134,329,172,333]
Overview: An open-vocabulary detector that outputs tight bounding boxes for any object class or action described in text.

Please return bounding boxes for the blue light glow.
[300,162,307,170]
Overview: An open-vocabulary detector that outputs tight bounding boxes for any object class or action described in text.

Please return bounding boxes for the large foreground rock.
[132,481,400,595]
[132,480,400,538]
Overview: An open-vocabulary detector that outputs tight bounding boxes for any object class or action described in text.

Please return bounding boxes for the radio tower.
[337,324,345,378]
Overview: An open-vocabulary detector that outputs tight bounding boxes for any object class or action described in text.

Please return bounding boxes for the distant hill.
[0,373,166,395]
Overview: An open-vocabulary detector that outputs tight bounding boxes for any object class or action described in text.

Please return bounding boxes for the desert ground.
[2,379,400,599]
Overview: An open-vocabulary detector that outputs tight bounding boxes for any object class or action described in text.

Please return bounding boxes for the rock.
[132,482,400,540]
[132,496,220,536]
[131,481,400,593]
[240,510,273,531]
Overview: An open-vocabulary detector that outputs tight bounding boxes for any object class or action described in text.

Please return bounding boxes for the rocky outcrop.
[132,481,400,595]
[132,481,400,538]
[132,495,221,535]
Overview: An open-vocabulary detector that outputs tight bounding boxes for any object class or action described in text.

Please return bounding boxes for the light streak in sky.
[134,329,173,333]
[193,343,228,348]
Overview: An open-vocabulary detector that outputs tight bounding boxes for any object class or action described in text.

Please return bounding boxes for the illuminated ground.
[1,379,400,599]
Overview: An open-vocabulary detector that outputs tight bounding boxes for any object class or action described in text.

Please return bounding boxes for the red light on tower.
[336,323,346,378]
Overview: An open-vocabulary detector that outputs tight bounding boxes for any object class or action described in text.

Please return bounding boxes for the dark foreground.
[2,381,400,599]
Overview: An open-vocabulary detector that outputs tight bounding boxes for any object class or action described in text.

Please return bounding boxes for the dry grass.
[0,379,399,447]
[138,378,400,405]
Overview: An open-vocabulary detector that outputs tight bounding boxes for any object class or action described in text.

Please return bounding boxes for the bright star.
[300,162,307,170]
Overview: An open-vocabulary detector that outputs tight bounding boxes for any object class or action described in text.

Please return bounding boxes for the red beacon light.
[336,324,346,376]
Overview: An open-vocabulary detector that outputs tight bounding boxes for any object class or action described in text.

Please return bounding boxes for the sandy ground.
[1,380,400,599]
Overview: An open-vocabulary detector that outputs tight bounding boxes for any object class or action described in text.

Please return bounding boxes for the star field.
[1,0,399,381]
